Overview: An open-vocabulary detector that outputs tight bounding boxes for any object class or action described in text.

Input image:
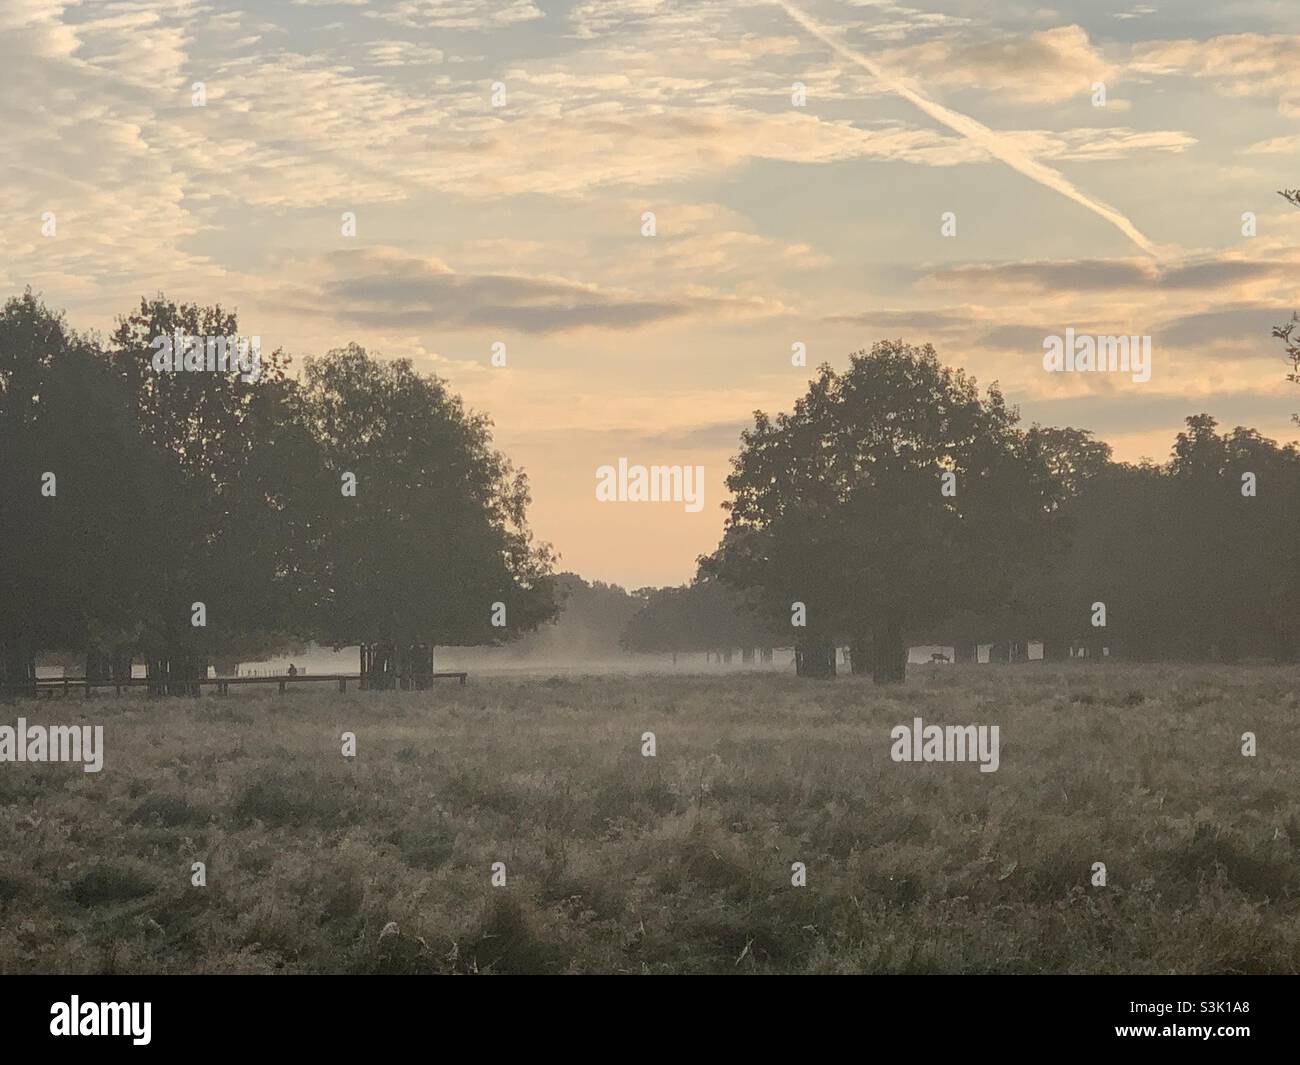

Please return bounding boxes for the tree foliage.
[620,577,780,656]
[705,341,1058,681]
[0,292,554,693]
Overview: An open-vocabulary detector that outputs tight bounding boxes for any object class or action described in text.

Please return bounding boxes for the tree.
[1028,417,1300,664]
[1276,189,1300,415]
[301,344,556,685]
[1164,417,1300,661]
[1020,426,1116,660]
[620,577,780,660]
[0,292,152,694]
[4,293,558,696]
[1040,459,1170,661]
[107,296,308,691]
[707,341,1060,683]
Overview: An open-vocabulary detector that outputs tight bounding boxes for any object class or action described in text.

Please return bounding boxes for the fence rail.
[1,672,468,698]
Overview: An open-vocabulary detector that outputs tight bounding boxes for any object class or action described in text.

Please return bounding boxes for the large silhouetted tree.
[1029,417,1300,664]
[0,292,152,693]
[1164,417,1300,661]
[707,341,1059,683]
[5,293,557,697]
[1019,426,1116,660]
[301,344,557,686]
[107,296,309,691]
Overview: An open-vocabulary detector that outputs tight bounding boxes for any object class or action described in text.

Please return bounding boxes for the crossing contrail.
[774,0,1161,259]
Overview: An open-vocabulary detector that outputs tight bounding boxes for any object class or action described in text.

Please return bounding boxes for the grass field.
[2,663,1299,974]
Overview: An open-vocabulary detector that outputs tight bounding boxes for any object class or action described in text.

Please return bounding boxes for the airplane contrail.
[774,0,1161,259]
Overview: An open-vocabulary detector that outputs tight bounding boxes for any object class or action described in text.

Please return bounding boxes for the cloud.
[1021,390,1299,437]
[1131,33,1300,116]
[1154,304,1292,349]
[924,256,1295,294]
[315,250,685,333]
[878,25,1117,105]
[773,1,1161,257]
[1011,127,1194,161]
[823,309,977,331]
[949,305,1292,366]
[273,248,786,335]
[0,0,215,296]
[1245,134,1300,155]
[977,324,1057,350]
[363,40,445,66]
[363,0,544,30]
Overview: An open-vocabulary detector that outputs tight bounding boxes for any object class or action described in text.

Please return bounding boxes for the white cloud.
[1131,34,1300,116]
[363,0,544,30]
[878,25,1117,105]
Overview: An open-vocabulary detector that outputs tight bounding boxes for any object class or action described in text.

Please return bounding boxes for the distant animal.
[287,663,298,676]
[930,652,951,663]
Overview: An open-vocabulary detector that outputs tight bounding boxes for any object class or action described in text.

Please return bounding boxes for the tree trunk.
[187,654,207,694]
[989,641,1010,664]
[1011,640,1030,663]
[1,641,37,699]
[953,641,976,664]
[365,640,397,691]
[849,633,872,675]
[146,652,205,696]
[871,619,906,685]
[741,647,754,664]
[395,643,432,689]
[794,636,836,678]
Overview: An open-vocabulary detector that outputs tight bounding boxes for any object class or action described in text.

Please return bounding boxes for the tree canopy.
[705,341,1058,681]
[0,291,555,694]
[703,342,1300,682]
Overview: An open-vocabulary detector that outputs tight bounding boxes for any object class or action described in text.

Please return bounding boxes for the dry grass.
[2,663,1299,973]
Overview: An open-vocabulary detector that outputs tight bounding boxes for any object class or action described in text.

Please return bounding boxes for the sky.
[4,0,1299,587]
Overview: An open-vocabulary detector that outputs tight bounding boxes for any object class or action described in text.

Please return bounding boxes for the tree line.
[691,340,1300,682]
[4,293,1297,692]
[0,291,557,694]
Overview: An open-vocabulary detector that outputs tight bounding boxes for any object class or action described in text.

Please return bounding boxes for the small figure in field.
[287,663,298,677]
[930,652,951,664]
